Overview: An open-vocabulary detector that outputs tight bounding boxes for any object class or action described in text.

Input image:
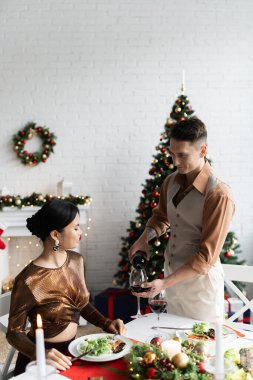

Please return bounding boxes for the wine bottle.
[132,250,148,269]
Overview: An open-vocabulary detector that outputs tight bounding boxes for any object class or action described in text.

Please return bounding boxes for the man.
[129,118,234,321]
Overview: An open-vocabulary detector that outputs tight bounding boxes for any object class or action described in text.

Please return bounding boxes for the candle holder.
[205,356,236,377]
[26,360,56,379]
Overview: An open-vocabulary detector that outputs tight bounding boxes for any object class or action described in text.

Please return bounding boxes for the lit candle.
[215,315,224,380]
[36,314,47,379]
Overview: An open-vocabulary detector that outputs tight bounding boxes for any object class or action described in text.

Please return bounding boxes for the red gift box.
[94,287,148,323]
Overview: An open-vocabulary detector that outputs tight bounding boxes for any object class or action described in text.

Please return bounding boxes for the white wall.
[0,0,253,296]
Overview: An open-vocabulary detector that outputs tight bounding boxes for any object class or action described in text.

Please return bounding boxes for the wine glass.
[148,290,167,323]
[129,267,149,319]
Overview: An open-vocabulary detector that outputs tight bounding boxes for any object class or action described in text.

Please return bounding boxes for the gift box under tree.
[224,297,251,324]
[94,288,149,324]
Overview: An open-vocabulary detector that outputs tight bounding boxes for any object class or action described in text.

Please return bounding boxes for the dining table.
[14,312,253,380]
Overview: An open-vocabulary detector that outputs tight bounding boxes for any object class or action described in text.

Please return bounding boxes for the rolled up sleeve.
[188,183,235,274]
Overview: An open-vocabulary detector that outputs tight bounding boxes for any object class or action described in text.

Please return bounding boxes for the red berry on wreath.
[21,131,25,135]
[176,98,181,103]
[37,127,42,132]
[29,153,33,157]
[44,150,49,154]
[159,358,166,366]
[146,368,156,379]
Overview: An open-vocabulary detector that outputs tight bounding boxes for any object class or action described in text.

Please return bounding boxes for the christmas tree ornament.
[135,222,141,228]
[143,351,156,365]
[169,164,174,169]
[13,122,57,166]
[15,198,21,206]
[172,352,189,369]
[154,239,161,247]
[146,367,156,379]
[150,336,164,347]
[225,250,232,258]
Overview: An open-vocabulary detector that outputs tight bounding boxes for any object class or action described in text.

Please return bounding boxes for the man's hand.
[131,279,165,298]
[128,230,150,262]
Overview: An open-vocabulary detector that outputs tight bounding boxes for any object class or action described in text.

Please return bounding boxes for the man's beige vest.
[164,171,224,322]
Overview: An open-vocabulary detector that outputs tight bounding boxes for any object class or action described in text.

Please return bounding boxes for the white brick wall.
[0,0,253,296]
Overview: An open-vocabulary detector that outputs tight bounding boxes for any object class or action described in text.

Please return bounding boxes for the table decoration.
[126,339,212,379]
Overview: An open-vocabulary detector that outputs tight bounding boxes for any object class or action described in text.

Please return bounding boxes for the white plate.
[176,324,237,356]
[183,325,236,343]
[68,333,133,362]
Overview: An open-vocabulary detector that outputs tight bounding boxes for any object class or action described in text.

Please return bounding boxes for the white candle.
[215,316,224,380]
[36,314,47,379]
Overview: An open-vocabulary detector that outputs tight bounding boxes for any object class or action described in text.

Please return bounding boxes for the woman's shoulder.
[14,262,37,285]
[67,249,83,262]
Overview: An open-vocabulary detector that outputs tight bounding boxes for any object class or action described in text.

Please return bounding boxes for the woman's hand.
[46,348,72,371]
[107,319,127,335]
[132,279,165,298]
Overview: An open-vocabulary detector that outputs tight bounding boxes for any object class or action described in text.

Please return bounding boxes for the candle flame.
[37,314,43,328]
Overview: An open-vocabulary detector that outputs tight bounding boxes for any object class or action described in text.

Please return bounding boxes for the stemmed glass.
[148,290,167,323]
[129,267,149,319]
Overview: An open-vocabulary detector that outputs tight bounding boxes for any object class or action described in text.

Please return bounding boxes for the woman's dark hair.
[26,199,79,241]
[170,117,207,143]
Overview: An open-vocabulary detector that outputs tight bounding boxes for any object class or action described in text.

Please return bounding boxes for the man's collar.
[175,161,212,194]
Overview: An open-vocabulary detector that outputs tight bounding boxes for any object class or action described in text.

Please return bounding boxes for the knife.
[71,347,96,362]
[151,326,188,330]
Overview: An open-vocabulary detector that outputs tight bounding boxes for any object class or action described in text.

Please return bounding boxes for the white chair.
[0,292,15,380]
[222,263,253,331]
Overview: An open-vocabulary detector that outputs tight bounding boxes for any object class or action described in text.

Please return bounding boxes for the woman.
[6,199,126,375]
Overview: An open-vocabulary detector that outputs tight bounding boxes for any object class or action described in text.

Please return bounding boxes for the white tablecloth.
[125,312,253,350]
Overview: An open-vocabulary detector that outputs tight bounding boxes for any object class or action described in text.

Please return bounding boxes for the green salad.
[225,347,253,380]
[79,336,112,356]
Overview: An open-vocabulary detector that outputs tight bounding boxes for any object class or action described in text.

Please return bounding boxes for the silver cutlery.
[71,347,96,362]
[151,326,188,330]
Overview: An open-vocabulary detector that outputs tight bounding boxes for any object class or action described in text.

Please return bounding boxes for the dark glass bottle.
[132,250,148,269]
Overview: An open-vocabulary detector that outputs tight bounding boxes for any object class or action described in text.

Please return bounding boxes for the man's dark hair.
[170,117,207,143]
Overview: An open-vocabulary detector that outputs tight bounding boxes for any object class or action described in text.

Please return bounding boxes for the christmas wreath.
[13,122,57,166]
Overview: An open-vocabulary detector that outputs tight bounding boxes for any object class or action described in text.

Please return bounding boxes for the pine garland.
[0,192,91,211]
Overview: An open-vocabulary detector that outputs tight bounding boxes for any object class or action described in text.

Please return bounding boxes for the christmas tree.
[114,84,243,289]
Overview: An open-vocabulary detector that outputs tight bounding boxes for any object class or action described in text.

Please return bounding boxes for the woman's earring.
[53,240,60,251]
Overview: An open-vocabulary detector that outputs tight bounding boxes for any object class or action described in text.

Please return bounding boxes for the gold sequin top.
[6,251,112,359]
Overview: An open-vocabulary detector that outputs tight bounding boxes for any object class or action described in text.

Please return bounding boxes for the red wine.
[149,299,167,314]
[131,286,152,293]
